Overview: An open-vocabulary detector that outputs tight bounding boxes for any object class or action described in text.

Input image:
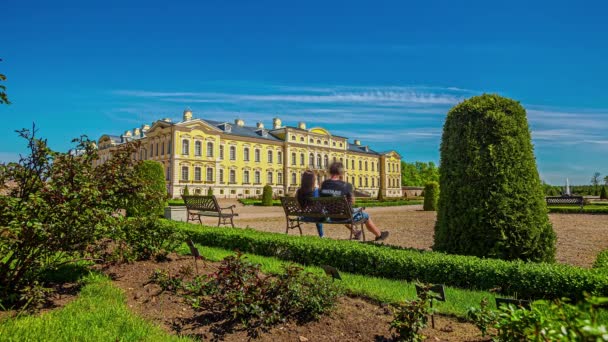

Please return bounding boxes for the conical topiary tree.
[423,182,439,211]
[262,185,273,206]
[207,187,214,196]
[601,186,607,200]
[183,185,190,196]
[434,94,556,262]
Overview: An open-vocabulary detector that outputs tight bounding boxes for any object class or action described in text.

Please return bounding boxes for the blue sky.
[1,0,607,184]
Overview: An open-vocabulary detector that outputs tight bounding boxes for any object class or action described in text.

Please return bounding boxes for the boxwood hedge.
[169,221,608,300]
[548,206,608,214]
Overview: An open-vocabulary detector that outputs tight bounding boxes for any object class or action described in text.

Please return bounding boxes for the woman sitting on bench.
[295,171,325,237]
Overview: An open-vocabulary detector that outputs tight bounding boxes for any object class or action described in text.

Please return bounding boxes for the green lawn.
[0,273,189,342]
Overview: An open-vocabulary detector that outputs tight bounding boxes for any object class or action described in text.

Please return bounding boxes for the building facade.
[96,109,402,198]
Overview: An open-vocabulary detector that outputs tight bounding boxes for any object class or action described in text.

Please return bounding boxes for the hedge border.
[547,206,608,214]
[169,221,608,300]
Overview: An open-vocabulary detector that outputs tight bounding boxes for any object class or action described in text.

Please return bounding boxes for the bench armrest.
[220,205,237,214]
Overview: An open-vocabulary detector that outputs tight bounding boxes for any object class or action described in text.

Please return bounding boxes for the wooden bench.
[280,196,369,241]
[182,195,238,227]
[545,196,584,211]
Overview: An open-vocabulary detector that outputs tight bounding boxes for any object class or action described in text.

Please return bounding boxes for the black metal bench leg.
[361,222,366,242]
[230,216,235,228]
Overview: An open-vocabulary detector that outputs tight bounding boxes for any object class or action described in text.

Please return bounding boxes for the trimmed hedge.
[170,221,608,300]
[423,182,439,211]
[547,206,608,214]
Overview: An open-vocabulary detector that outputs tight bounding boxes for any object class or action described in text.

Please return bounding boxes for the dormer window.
[219,123,232,133]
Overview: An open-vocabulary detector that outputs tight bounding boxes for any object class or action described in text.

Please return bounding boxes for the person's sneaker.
[353,230,362,240]
[375,231,389,242]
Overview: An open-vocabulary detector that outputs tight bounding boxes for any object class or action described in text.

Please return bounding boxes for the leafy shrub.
[193,253,339,337]
[183,185,189,196]
[422,182,439,211]
[435,94,556,262]
[390,283,434,342]
[207,187,213,196]
[174,222,608,300]
[593,249,608,269]
[126,160,167,217]
[262,185,273,206]
[466,298,497,337]
[112,218,185,262]
[601,186,607,200]
[148,269,183,293]
[0,127,142,309]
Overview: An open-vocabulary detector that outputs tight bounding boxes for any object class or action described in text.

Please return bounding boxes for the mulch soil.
[99,254,488,341]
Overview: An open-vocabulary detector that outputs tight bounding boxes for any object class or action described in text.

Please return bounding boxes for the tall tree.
[603,175,608,186]
[401,161,439,186]
[591,172,601,195]
[0,58,9,105]
[434,94,556,262]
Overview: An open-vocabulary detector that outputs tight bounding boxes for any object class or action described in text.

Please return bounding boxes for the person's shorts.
[353,209,369,222]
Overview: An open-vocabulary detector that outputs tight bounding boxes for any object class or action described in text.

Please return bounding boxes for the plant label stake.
[495,298,531,310]
[186,240,202,274]
[321,265,342,281]
[415,284,445,329]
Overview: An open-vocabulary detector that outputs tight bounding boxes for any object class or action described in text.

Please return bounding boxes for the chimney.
[256,122,264,129]
[354,139,361,146]
[162,118,171,122]
[183,108,193,121]
[273,117,282,129]
[133,127,141,137]
[141,124,150,132]
[234,118,245,127]
[298,122,306,130]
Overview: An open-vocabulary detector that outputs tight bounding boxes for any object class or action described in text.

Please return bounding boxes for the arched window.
[291,173,297,185]
[351,176,355,185]
[206,168,213,181]
[300,137,304,142]
[351,160,355,169]
[372,178,375,187]
[195,141,202,156]
[219,169,224,183]
[316,139,321,144]
[359,177,362,187]
[291,153,296,165]
[371,162,374,172]
[182,140,189,155]
[324,155,329,168]
[229,170,236,183]
[268,150,273,163]
[181,166,189,180]
[243,170,250,183]
[309,153,314,168]
[229,146,236,160]
[300,153,304,165]
[254,149,261,162]
[254,171,261,184]
[194,167,201,181]
[219,145,224,160]
[277,151,282,164]
[365,161,368,171]
[267,171,273,184]
[359,160,362,170]
[244,147,250,161]
[365,177,369,187]
[277,172,283,185]
[161,142,165,155]
[317,155,322,168]
[291,135,296,140]
[207,142,213,157]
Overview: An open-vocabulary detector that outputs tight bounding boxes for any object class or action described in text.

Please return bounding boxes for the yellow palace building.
[96,109,402,199]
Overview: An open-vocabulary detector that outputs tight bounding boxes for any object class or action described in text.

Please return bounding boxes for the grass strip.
[0,273,189,342]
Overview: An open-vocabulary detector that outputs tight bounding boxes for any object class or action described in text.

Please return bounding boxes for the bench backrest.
[182,195,220,212]
[280,196,353,220]
[545,196,584,205]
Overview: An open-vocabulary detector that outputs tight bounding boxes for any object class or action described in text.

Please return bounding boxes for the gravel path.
[209,200,608,268]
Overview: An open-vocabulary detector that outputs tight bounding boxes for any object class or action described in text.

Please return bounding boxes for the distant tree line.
[400,161,439,187]
[543,172,608,197]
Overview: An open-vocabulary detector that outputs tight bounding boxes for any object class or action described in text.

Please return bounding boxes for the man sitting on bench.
[320,161,389,242]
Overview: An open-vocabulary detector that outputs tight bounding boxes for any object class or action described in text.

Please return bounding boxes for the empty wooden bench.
[545,196,584,211]
[280,196,369,241]
[182,195,238,227]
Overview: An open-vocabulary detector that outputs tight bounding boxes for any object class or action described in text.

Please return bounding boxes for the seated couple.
[295,161,389,242]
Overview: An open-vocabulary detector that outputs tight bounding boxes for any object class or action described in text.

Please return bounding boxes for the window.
[181,166,189,180]
[219,145,224,160]
[219,169,224,183]
[300,153,304,165]
[243,170,250,184]
[365,177,369,187]
[317,155,322,168]
[195,188,201,195]
[229,146,236,160]
[168,139,171,154]
[157,143,160,156]
[359,160,362,170]
[206,168,213,181]
[324,141,328,145]
[300,137,304,142]
[207,142,213,157]
[150,144,154,157]
[339,143,343,147]
[277,151,282,164]
[371,162,375,172]
[194,167,201,181]
[333,141,336,147]
[291,153,296,165]
[166,166,170,180]
[182,140,189,155]
[267,171,273,184]
[195,141,202,156]
[309,153,314,168]
[254,171,260,184]
[291,135,296,141]
[254,149,260,162]
[230,170,236,183]
[365,161,368,171]
[359,177,362,187]
[277,172,283,185]
[268,150,273,163]
[309,138,313,143]
[291,173,297,185]
[372,178,375,187]
[161,142,165,155]
[244,147,250,161]
[317,139,321,144]
[351,176,355,185]
[340,157,343,164]
[324,155,328,168]
[351,160,355,169]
